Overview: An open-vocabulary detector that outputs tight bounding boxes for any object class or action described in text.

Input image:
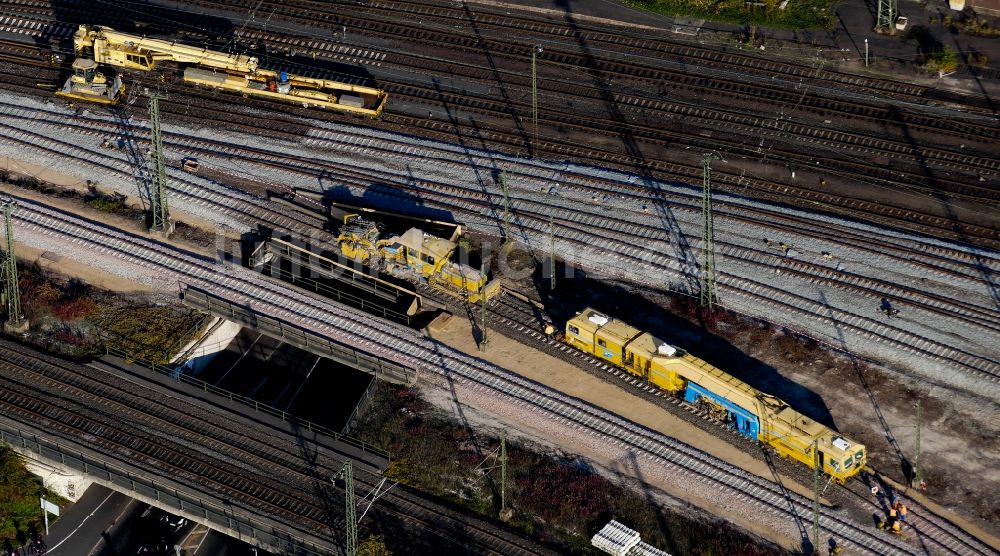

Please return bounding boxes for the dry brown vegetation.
[354,386,787,555]
[13,262,206,363]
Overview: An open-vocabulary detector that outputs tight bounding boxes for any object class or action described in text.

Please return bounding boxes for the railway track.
[0,341,554,556]
[0,95,995,386]
[160,1,999,176]
[0,4,992,548]
[2,92,993,288]
[485,293,999,556]
[0,9,996,246]
[6,189,996,554]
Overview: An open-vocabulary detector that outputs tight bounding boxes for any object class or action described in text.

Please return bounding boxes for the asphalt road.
[43,485,135,556]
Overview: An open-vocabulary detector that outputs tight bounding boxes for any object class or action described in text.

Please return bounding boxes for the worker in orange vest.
[878,508,902,535]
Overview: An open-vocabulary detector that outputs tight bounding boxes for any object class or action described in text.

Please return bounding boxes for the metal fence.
[258,256,412,326]
[102,345,388,462]
[340,376,378,436]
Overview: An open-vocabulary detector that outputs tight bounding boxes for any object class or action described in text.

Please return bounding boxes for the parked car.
[159,514,188,533]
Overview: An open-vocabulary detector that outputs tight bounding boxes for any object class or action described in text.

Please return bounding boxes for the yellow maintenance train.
[336,211,502,304]
[56,24,388,117]
[565,308,866,483]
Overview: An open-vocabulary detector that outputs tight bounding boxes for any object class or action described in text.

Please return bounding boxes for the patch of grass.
[940,14,1000,37]
[919,44,959,75]
[0,446,64,543]
[626,0,835,29]
[83,187,136,217]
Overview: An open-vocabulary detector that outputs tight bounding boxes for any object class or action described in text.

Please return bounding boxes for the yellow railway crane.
[56,25,388,117]
[337,213,502,304]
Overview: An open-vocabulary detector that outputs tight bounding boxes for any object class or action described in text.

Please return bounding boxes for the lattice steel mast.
[0,197,27,333]
[813,440,820,556]
[875,0,897,33]
[480,259,489,351]
[500,430,507,513]
[341,460,357,556]
[548,213,555,291]
[500,168,510,242]
[147,93,173,237]
[913,398,922,487]
[531,45,543,155]
[700,154,719,309]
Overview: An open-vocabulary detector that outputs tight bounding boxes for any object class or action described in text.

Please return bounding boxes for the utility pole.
[500,168,510,243]
[531,45,543,155]
[340,460,357,556]
[913,398,922,488]
[500,430,508,516]
[479,259,489,352]
[875,0,897,33]
[548,213,555,291]
[700,154,718,309]
[0,197,27,335]
[813,439,820,556]
[147,92,173,238]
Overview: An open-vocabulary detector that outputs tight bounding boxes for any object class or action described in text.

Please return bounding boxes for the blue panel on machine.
[684,382,760,440]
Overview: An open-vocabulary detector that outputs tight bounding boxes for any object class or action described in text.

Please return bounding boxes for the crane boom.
[74,25,257,73]
[63,24,388,117]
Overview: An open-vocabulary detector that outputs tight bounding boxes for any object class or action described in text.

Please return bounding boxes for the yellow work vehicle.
[564,308,866,483]
[55,57,124,104]
[337,213,501,304]
[58,24,388,117]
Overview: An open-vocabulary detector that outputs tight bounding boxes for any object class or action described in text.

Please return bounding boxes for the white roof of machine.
[588,313,610,326]
[657,343,677,356]
[591,520,641,556]
[627,541,673,556]
[832,437,851,451]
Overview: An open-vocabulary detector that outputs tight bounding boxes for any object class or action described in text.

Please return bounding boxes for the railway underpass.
[0,338,553,556]
[0,340,389,556]
[180,284,418,386]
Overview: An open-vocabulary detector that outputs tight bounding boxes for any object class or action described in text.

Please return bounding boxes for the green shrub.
[86,196,125,213]
[0,446,62,542]
[626,0,834,29]
[924,46,959,75]
[358,535,391,556]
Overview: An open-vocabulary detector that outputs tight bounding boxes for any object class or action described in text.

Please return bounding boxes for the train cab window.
[407,248,416,259]
[126,54,145,66]
[843,458,854,469]
[77,66,96,81]
[420,253,435,265]
[567,325,579,335]
[831,460,841,472]
[597,339,607,348]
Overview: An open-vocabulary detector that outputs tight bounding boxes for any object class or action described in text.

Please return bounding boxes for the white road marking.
[44,491,116,553]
